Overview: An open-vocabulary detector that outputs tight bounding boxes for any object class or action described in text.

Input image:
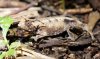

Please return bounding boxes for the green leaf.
[0,16,13,25]
[6,49,16,56]
[0,52,6,59]
[0,16,13,40]
[9,42,21,49]
[0,16,16,58]
[0,16,14,48]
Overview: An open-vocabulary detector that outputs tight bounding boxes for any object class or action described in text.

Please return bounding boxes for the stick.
[17,47,55,59]
[64,8,93,14]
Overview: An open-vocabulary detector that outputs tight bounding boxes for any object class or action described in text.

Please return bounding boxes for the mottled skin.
[18,16,91,41]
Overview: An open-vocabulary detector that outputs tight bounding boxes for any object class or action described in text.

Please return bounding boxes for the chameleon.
[18,15,95,41]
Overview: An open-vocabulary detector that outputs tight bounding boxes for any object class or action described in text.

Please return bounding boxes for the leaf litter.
[0,0,100,59]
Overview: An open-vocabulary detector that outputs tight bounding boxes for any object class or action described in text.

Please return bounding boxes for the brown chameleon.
[18,15,95,41]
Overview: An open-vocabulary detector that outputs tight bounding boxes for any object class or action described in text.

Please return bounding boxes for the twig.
[17,47,55,59]
[0,0,27,8]
[8,2,37,16]
[0,8,20,17]
[64,8,93,14]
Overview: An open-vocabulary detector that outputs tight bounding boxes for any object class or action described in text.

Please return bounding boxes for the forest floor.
[0,0,100,59]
